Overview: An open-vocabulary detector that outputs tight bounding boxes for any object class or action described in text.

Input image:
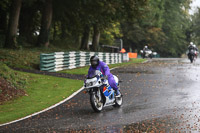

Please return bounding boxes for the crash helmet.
[190,42,194,45]
[193,44,196,47]
[90,55,99,68]
[144,45,148,49]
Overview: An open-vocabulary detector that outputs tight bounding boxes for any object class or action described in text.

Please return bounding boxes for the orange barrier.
[128,52,137,58]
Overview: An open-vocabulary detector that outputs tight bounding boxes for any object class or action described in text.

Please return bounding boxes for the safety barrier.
[40,51,129,72]
[128,52,137,58]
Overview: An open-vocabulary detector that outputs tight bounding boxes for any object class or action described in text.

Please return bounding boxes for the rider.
[188,42,194,51]
[188,42,198,58]
[88,55,121,96]
[143,45,149,51]
[142,45,149,58]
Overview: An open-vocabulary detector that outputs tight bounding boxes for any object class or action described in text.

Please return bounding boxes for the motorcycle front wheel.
[190,56,194,63]
[90,93,103,112]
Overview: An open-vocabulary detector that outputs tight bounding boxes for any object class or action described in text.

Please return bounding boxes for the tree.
[191,8,200,45]
[120,0,191,57]
[4,0,22,48]
[80,25,90,50]
[161,0,191,57]
[37,0,52,48]
[0,0,10,35]
[19,0,41,44]
[91,24,100,51]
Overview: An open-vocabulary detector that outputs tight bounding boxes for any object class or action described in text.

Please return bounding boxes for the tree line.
[0,0,194,57]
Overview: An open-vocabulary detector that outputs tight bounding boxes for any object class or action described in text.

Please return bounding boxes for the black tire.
[142,54,145,59]
[90,93,103,112]
[190,56,194,63]
[190,59,193,63]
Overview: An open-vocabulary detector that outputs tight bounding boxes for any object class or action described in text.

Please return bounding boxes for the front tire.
[190,56,194,63]
[90,93,103,112]
[142,54,145,59]
[149,54,152,59]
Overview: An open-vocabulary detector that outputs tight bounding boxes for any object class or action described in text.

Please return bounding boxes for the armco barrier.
[40,51,129,72]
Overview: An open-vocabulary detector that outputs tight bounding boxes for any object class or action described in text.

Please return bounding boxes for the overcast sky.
[189,0,200,14]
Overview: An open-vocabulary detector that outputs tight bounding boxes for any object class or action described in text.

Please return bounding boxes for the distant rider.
[142,45,149,58]
[188,42,198,58]
[87,55,121,96]
[143,45,149,51]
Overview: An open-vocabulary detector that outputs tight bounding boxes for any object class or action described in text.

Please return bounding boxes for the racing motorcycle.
[84,70,122,112]
[140,49,154,59]
[187,49,195,63]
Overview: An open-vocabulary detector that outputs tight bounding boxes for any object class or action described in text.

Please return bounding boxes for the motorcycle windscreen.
[88,70,101,78]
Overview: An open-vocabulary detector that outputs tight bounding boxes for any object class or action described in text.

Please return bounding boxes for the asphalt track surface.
[1,58,200,132]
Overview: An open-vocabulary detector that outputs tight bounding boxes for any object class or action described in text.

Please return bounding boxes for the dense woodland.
[0,0,200,57]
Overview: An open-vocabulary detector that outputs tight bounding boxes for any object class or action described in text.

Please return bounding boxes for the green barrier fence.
[40,51,129,72]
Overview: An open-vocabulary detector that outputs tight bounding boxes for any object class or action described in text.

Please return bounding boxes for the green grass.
[59,58,146,75]
[0,62,27,89]
[0,72,83,124]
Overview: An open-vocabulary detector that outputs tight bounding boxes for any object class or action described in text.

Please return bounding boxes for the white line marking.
[142,60,149,63]
[110,67,118,70]
[0,66,120,127]
[0,87,85,127]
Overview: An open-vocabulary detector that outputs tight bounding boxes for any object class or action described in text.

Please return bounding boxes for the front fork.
[89,88,102,103]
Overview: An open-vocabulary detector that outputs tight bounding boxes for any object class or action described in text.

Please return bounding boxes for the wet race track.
[1,58,200,132]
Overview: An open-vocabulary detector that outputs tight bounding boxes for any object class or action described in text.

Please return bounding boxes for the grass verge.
[0,72,82,124]
[59,58,146,75]
[0,47,78,70]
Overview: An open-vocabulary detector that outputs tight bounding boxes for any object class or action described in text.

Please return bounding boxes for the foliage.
[191,8,200,46]
[121,0,192,57]
[0,63,27,90]
[100,22,123,45]
[0,0,195,56]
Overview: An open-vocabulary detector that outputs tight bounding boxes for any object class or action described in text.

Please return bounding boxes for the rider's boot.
[115,90,121,97]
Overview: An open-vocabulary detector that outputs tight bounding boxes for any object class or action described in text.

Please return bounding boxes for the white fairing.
[153,52,157,55]
[146,50,152,54]
[85,77,102,89]
[113,75,119,84]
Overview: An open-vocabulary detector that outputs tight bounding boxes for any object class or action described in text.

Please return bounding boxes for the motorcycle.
[140,49,153,59]
[187,49,196,63]
[84,70,122,112]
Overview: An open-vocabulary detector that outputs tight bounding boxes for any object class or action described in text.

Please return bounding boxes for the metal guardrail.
[40,51,129,72]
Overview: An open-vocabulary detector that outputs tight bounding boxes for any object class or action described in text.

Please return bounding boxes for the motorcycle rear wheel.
[90,93,103,112]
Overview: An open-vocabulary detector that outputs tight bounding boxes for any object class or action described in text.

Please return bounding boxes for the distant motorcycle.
[140,49,156,59]
[187,49,196,63]
[84,70,122,112]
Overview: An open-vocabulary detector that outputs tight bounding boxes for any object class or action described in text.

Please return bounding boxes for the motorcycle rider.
[142,45,149,58]
[188,42,194,50]
[188,42,198,58]
[88,55,121,96]
[143,45,149,51]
